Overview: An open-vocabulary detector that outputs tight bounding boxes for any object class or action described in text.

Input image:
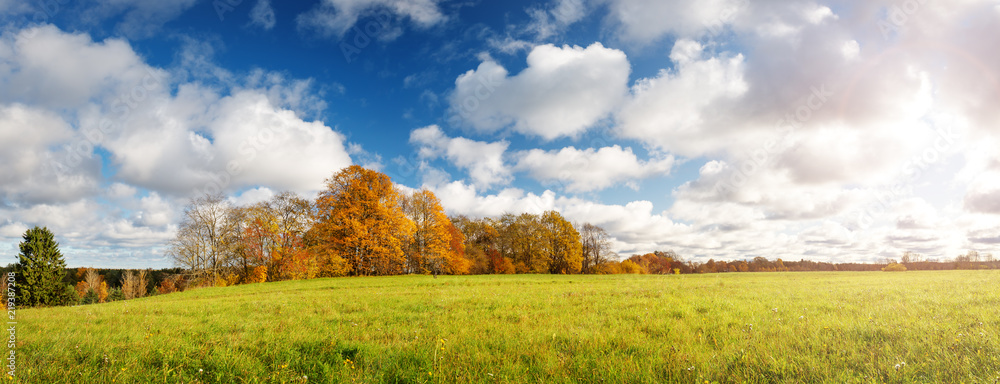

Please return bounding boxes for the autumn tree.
[15,226,75,307]
[402,190,470,275]
[540,211,582,274]
[309,166,414,276]
[452,215,502,274]
[121,271,138,300]
[234,192,315,282]
[402,189,450,274]
[443,221,469,274]
[121,270,148,300]
[269,192,315,280]
[500,213,548,273]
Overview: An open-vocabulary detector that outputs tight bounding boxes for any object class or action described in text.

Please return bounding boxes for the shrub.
[620,260,645,274]
[248,266,268,284]
[882,263,907,272]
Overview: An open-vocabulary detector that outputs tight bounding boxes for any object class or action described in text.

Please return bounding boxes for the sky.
[1,0,999,268]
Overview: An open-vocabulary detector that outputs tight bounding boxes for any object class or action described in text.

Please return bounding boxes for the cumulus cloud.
[598,0,749,42]
[0,26,355,197]
[0,104,99,205]
[449,42,629,140]
[297,0,445,38]
[513,146,674,192]
[410,125,511,189]
[0,26,151,109]
[616,39,747,157]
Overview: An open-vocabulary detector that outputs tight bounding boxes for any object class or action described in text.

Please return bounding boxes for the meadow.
[18,271,1000,383]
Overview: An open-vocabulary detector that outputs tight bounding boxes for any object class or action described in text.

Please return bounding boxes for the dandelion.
[894,364,901,370]
[199,369,204,373]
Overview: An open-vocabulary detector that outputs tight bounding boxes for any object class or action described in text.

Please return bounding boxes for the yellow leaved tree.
[541,211,583,274]
[403,189,470,275]
[309,166,415,276]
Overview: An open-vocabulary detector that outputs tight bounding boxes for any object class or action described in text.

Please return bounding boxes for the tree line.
[167,166,1000,288]
[168,166,618,285]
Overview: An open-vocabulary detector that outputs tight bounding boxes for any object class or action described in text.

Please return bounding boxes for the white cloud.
[104,89,353,195]
[598,0,748,41]
[230,187,278,207]
[616,39,747,157]
[0,104,99,204]
[297,0,445,38]
[248,0,277,30]
[0,25,150,109]
[527,0,588,39]
[513,146,674,192]
[136,193,174,228]
[410,125,511,189]
[841,39,860,60]
[430,181,556,218]
[804,5,836,24]
[449,42,629,140]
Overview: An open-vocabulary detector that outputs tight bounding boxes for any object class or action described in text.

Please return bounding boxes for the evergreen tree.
[15,226,72,307]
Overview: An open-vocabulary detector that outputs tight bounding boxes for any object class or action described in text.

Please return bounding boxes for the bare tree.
[168,194,240,283]
[579,223,613,274]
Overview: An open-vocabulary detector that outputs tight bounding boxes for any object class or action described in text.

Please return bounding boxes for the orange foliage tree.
[309,166,414,276]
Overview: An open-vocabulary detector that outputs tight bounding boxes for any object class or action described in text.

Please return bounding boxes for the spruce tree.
[15,226,70,307]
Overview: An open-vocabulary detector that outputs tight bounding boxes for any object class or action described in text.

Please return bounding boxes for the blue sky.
[1,0,999,268]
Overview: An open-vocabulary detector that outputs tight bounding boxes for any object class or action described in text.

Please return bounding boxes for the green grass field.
[17,271,1000,383]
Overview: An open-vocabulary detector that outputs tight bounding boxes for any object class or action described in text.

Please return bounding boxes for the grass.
[16,271,1000,383]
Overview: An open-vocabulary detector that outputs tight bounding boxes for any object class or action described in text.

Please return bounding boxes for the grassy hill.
[18,271,1000,383]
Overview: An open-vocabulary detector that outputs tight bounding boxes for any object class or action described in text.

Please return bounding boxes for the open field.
[18,271,1000,383]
